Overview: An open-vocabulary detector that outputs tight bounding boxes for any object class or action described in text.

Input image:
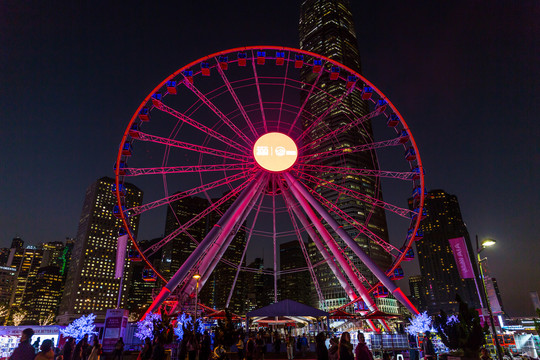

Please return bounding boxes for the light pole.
[193,272,201,326]
[475,235,503,360]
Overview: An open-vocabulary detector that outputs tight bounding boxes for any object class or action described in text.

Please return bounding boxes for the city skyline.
[0,1,538,316]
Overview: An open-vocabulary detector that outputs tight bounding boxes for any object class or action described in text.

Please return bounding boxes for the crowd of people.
[8,328,113,360]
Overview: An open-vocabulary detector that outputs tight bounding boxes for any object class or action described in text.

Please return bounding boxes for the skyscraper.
[412,189,479,315]
[279,240,313,306]
[299,0,392,310]
[59,177,143,317]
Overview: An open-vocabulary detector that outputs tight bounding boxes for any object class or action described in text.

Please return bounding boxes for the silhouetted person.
[9,328,36,360]
[35,339,55,360]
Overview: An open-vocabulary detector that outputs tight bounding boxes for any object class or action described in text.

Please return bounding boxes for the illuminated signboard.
[253,132,298,172]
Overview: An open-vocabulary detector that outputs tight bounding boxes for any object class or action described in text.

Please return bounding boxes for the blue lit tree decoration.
[60,313,99,342]
[135,313,162,341]
[405,311,434,335]
[174,313,204,341]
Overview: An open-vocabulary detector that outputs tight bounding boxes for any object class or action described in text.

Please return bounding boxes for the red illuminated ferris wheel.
[114,46,425,328]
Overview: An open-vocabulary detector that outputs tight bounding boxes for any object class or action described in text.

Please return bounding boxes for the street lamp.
[475,235,503,360]
[193,272,201,325]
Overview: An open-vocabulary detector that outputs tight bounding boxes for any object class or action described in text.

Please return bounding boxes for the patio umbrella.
[357,310,400,320]
[205,310,242,320]
[329,309,356,319]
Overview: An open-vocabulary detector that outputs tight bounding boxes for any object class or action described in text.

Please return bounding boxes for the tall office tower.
[59,177,143,316]
[413,190,479,315]
[279,240,313,306]
[6,237,25,270]
[243,258,274,312]
[11,246,43,308]
[299,0,392,310]
[161,196,209,278]
[127,237,162,314]
[0,266,16,306]
[491,278,505,314]
[23,266,64,324]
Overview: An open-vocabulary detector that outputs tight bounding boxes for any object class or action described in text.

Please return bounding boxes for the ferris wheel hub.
[253,132,298,172]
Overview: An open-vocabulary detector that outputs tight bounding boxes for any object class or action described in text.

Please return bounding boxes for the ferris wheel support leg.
[281,185,356,301]
[185,187,264,297]
[144,173,266,317]
[285,180,385,332]
[284,172,419,316]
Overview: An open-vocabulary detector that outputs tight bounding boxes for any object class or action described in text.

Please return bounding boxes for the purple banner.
[115,235,128,279]
[448,237,475,279]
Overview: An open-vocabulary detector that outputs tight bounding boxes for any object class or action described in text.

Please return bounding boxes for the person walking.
[354,333,373,360]
[422,332,435,360]
[186,333,199,360]
[285,335,294,360]
[62,338,74,360]
[315,333,328,360]
[88,338,102,360]
[338,332,354,360]
[237,335,245,360]
[246,334,256,360]
[9,328,35,360]
[139,337,152,360]
[199,331,212,360]
[112,338,124,360]
[150,337,165,360]
[35,339,55,360]
[328,337,339,360]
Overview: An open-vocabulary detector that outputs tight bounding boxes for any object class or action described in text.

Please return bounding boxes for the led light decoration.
[405,311,434,335]
[134,312,162,341]
[60,313,99,342]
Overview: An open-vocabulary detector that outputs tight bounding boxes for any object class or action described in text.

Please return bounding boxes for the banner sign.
[115,235,128,279]
[480,261,503,314]
[102,309,128,352]
[448,237,475,279]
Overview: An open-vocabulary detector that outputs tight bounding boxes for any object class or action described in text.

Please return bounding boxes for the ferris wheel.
[114,46,425,326]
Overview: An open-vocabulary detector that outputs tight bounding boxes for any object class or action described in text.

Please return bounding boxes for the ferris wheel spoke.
[142,176,255,258]
[135,131,250,162]
[300,137,407,163]
[299,163,415,181]
[278,180,326,307]
[145,173,267,314]
[296,171,414,219]
[152,99,250,153]
[225,193,266,308]
[284,176,382,314]
[251,51,267,133]
[280,183,358,301]
[128,171,251,216]
[124,163,253,176]
[300,108,380,152]
[283,172,418,315]
[306,185,401,257]
[181,77,254,146]
[287,66,324,136]
[297,84,355,143]
[195,184,265,295]
[215,58,259,139]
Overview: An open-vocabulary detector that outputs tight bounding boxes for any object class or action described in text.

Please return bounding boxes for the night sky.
[1,1,538,317]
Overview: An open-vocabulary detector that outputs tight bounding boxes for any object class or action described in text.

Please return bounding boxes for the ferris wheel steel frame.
[113,46,425,322]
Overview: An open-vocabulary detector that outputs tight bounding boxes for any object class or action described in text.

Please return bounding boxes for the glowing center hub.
[253,132,298,172]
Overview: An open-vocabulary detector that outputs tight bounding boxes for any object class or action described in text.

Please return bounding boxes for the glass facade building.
[299,0,392,310]
[59,177,143,315]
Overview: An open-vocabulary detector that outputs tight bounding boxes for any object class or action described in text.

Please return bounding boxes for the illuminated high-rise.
[59,177,143,316]
[299,0,392,310]
[412,189,479,315]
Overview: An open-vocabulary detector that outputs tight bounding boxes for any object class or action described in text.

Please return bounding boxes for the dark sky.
[1,1,538,317]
